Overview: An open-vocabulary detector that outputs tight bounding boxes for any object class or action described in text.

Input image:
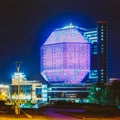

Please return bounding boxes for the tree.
[110,80,120,106]
[88,83,102,104]
[88,81,120,106]
[88,83,112,105]
[100,86,112,105]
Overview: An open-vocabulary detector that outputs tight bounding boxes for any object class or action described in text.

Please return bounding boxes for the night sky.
[0,0,120,84]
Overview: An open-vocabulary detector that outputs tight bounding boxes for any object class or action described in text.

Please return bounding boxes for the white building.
[9,72,47,107]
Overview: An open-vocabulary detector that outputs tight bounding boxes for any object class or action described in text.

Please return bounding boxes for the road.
[21,107,120,120]
[0,107,120,120]
[22,107,80,120]
[0,115,120,120]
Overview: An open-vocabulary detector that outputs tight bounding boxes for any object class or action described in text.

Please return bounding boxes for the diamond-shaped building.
[41,25,90,83]
[40,22,109,104]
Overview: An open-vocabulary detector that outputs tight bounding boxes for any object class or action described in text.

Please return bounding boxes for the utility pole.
[16,61,22,115]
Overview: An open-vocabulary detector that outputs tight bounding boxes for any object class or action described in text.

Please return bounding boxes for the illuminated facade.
[41,24,90,83]
[40,21,109,104]
[47,83,91,104]
[9,72,47,107]
[84,21,108,83]
[41,22,108,84]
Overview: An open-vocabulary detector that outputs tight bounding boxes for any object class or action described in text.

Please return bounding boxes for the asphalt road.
[0,106,120,120]
[22,108,80,120]
[21,107,120,120]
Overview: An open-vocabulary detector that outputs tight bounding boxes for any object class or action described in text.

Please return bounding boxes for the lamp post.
[16,61,22,115]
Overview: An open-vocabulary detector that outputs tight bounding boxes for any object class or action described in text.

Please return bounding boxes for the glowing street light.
[15,61,22,115]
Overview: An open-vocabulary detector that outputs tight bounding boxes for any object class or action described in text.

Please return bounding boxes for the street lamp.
[16,61,22,115]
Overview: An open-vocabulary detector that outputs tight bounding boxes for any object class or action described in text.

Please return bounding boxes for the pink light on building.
[41,26,90,83]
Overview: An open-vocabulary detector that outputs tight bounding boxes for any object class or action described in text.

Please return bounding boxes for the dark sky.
[0,0,120,84]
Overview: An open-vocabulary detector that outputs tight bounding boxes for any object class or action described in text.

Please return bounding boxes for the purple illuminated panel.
[42,44,64,70]
[64,43,90,70]
[41,27,90,83]
[44,28,88,45]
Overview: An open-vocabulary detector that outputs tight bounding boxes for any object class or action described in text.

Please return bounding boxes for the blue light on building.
[40,21,109,104]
